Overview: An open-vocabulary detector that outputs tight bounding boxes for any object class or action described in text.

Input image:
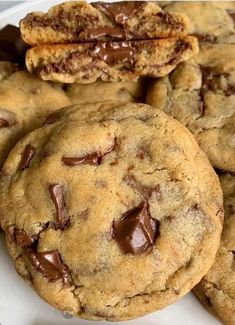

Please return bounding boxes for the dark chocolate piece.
[62,152,102,166]
[169,39,191,65]
[27,249,70,283]
[49,184,68,228]
[227,10,235,23]
[0,25,28,63]
[15,230,36,247]
[62,141,115,166]
[0,117,9,128]
[84,26,125,40]
[93,41,135,65]
[94,2,144,25]
[113,202,159,255]
[19,144,36,171]
[44,111,61,125]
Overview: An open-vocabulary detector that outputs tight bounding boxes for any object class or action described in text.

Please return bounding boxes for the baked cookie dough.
[66,79,145,104]
[0,67,70,167]
[0,102,223,321]
[147,44,235,172]
[20,1,190,45]
[194,172,235,325]
[26,37,198,83]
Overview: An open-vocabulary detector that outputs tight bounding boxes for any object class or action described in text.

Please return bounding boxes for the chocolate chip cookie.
[66,79,145,104]
[26,37,198,83]
[194,172,235,325]
[0,68,70,167]
[147,44,235,172]
[163,1,235,43]
[20,1,190,45]
[0,102,223,320]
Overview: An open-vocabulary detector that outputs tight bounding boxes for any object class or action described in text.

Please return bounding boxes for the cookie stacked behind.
[194,172,235,325]
[162,1,235,44]
[147,43,235,173]
[0,64,71,168]
[20,1,199,83]
[0,102,223,321]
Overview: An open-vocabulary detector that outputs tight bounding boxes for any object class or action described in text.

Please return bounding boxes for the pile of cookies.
[0,2,234,324]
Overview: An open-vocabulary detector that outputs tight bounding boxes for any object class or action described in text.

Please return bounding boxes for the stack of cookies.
[20,1,198,83]
[0,1,234,324]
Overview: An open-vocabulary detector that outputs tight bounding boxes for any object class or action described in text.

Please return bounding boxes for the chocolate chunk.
[0,117,9,128]
[27,249,70,283]
[94,2,144,25]
[93,41,135,65]
[8,226,37,247]
[19,144,36,171]
[227,10,235,23]
[169,39,191,65]
[15,230,36,247]
[63,141,115,166]
[62,152,102,166]
[84,27,125,40]
[44,111,61,125]
[113,202,159,255]
[0,25,28,63]
[201,67,214,91]
[49,184,69,228]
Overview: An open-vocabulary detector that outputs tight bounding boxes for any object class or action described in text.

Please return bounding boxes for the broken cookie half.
[26,37,198,83]
[20,1,190,45]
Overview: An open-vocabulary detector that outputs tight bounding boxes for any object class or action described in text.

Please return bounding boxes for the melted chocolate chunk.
[113,202,159,255]
[0,117,9,128]
[8,226,37,247]
[15,230,36,247]
[169,39,191,65]
[94,2,144,25]
[93,41,135,65]
[63,141,115,166]
[62,152,102,166]
[27,249,70,283]
[0,25,28,63]
[19,144,36,171]
[49,184,69,228]
[84,26,125,40]
[44,111,61,125]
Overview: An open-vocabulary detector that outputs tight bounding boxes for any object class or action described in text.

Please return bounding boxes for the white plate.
[0,2,221,325]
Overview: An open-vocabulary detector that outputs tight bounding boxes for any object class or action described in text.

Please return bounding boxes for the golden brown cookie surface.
[0,102,223,321]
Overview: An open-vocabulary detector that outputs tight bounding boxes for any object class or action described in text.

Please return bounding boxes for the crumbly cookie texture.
[20,1,190,45]
[0,67,70,167]
[194,173,235,325]
[164,1,235,43]
[0,102,223,321]
[26,37,198,84]
[66,79,146,104]
[147,44,235,172]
